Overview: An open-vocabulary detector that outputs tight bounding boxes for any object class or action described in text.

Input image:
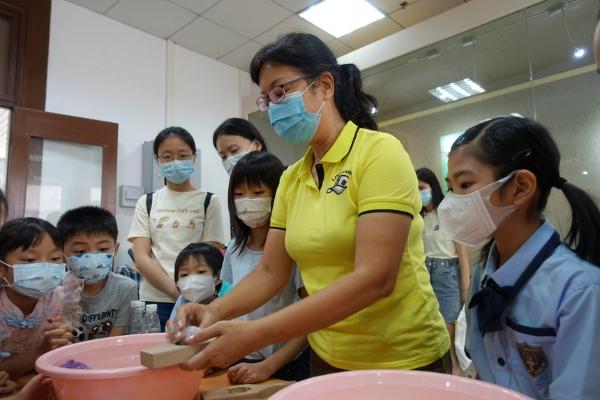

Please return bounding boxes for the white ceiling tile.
[327,39,353,58]
[203,0,292,39]
[65,0,118,14]
[219,41,263,71]
[167,0,220,14]
[340,17,402,49]
[390,0,463,28]
[368,0,418,15]
[271,0,320,13]
[255,15,334,45]
[106,0,197,38]
[170,17,248,59]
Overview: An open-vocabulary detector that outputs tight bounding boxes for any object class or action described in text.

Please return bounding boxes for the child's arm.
[131,238,179,300]
[3,374,54,400]
[227,337,307,384]
[455,243,471,304]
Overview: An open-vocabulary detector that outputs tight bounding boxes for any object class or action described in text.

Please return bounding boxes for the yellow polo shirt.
[271,121,449,370]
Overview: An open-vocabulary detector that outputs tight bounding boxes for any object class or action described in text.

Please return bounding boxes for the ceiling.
[360,0,598,121]
[64,0,467,71]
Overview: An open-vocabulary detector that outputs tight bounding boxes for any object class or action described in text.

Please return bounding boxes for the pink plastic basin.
[35,333,202,400]
[270,370,532,400]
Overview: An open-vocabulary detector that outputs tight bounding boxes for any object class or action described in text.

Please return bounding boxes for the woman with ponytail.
[441,116,600,399]
[169,33,450,376]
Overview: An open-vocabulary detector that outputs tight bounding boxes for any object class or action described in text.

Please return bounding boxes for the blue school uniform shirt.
[466,221,600,400]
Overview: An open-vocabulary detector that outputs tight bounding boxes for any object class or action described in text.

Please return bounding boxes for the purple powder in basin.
[59,359,91,369]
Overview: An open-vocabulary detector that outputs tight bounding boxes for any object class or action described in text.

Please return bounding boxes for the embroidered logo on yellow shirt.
[327,171,352,195]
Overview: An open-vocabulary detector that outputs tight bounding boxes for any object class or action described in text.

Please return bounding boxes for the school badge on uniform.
[516,342,548,377]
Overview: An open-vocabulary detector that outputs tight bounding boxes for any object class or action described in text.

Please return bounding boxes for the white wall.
[46,0,250,265]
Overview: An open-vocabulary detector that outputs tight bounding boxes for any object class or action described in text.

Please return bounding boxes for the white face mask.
[437,172,517,247]
[235,197,272,228]
[222,143,255,175]
[177,275,215,304]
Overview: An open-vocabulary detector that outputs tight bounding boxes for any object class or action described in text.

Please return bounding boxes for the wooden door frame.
[0,0,50,109]
[6,107,118,219]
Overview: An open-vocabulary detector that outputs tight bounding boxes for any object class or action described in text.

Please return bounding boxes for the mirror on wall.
[363,0,598,238]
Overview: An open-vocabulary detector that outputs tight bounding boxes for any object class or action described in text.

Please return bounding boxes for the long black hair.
[153,126,196,156]
[228,152,285,253]
[416,168,445,211]
[0,218,63,262]
[250,33,378,130]
[212,118,268,151]
[451,116,600,266]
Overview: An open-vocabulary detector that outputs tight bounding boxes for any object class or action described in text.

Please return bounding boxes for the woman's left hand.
[182,320,266,371]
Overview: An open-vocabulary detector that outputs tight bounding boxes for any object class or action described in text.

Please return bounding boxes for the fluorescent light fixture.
[428,79,486,103]
[582,170,589,175]
[299,0,385,38]
[573,48,586,58]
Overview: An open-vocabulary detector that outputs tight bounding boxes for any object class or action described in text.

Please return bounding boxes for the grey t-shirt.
[73,272,138,342]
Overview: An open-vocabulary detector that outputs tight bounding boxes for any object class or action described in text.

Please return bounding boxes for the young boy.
[168,242,231,320]
[57,206,138,341]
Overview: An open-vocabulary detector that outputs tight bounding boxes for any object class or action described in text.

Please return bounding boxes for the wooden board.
[140,342,209,369]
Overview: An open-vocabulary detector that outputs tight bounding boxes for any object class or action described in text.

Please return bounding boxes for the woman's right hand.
[166,303,221,343]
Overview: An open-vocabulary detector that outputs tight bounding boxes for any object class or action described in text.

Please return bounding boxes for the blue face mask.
[159,159,195,184]
[1,261,65,299]
[68,252,113,284]
[420,189,433,208]
[267,83,324,145]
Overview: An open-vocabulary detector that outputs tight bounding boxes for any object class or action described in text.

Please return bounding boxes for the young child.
[0,218,73,379]
[441,116,600,399]
[57,206,138,341]
[222,152,309,384]
[168,242,230,320]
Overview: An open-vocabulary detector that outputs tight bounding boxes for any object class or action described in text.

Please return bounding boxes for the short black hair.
[153,126,196,157]
[174,243,223,283]
[57,206,118,243]
[416,167,446,211]
[0,218,63,262]
[212,118,268,152]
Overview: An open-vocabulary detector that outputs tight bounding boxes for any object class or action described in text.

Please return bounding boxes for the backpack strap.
[203,192,213,216]
[146,192,154,216]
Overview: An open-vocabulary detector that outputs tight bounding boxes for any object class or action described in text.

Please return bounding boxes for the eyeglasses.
[256,75,311,112]
[157,154,194,163]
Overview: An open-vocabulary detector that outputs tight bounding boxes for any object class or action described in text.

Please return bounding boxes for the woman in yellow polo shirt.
[168,33,449,375]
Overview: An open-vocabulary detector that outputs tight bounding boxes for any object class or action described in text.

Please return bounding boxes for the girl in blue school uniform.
[440,116,600,400]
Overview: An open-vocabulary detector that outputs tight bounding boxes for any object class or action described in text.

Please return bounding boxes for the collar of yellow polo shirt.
[271,121,450,370]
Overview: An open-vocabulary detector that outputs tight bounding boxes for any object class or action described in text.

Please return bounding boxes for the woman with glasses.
[168,33,449,375]
[128,126,225,331]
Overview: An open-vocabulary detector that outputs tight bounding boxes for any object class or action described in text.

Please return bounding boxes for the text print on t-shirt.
[153,207,202,230]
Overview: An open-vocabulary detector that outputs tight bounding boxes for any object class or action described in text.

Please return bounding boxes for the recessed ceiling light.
[428,79,486,103]
[582,170,589,175]
[573,48,586,58]
[299,0,385,38]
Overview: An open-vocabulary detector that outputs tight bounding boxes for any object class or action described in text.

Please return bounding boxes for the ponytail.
[558,181,600,266]
[336,64,378,130]
[250,33,379,130]
[452,116,600,267]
